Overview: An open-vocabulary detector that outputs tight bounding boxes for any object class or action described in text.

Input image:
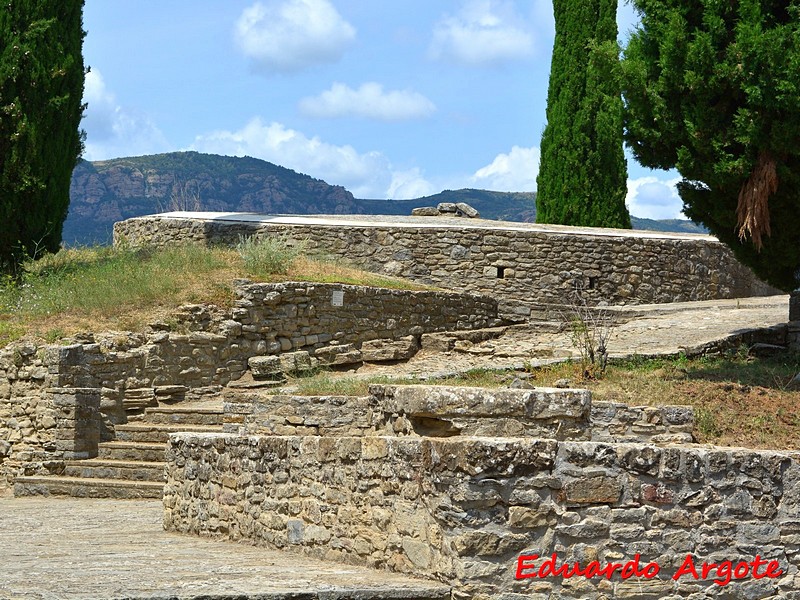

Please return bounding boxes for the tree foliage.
[0,1,85,273]
[623,0,800,291]
[537,0,631,229]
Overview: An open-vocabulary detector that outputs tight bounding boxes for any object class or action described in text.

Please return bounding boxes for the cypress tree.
[623,0,800,291]
[0,1,86,273]
[537,0,631,229]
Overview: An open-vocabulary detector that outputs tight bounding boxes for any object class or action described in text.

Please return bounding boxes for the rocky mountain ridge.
[65,152,358,244]
[63,151,704,245]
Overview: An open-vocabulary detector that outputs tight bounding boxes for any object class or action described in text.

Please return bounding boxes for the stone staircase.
[14,404,223,499]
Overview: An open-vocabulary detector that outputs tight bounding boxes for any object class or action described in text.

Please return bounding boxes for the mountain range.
[64,151,704,245]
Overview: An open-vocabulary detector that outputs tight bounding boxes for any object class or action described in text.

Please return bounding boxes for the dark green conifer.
[537,0,631,229]
[0,1,86,273]
[623,0,800,291]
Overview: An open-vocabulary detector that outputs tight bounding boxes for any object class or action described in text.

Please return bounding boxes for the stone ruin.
[164,384,800,599]
[2,212,800,599]
[113,213,780,309]
[411,202,481,218]
[0,280,501,487]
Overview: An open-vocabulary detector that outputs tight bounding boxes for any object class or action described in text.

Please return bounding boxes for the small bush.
[694,407,722,440]
[562,282,614,378]
[236,235,304,277]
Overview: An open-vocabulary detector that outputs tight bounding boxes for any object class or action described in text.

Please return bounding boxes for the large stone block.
[455,202,480,218]
[313,344,363,366]
[562,474,623,505]
[374,385,590,419]
[279,351,315,374]
[361,336,419,362]
[411,206,439,217]
[248,355,282,379]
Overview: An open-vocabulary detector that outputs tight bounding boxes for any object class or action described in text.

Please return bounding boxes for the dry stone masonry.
[223,385,694,446]
[4,211,797,599]
[113,213,778,308]
[164,384,800,599]
[0,283,500,486]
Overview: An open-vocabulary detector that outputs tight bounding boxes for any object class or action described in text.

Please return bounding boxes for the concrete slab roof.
[145,211,718,242]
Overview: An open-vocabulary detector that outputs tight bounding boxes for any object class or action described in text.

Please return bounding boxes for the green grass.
[0,239,428,343]
[291,373,389,396]
[236,234,304,277]
[523,350,800,449]
[289,368,518,397]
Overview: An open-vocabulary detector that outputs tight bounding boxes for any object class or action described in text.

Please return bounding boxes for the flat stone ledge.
[0,497,450,600]
[140,211,721,241]
[371,384,591,419]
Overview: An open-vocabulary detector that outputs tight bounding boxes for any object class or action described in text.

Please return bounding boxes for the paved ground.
[351,295,792,379]
[0,497,450,600]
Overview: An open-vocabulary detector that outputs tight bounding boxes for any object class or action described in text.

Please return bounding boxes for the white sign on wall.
[331,290,344,307]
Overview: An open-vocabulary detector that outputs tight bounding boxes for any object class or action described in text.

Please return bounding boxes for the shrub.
[236,235,305,277]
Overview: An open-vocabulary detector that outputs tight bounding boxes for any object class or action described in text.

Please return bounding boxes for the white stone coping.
[142,211,720,242]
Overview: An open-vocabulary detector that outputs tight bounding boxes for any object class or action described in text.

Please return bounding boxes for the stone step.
[63,459,165,482]
[97,441,166,462]
[141,405,224,425]
[14,475,163,499]
[114,423,222,443]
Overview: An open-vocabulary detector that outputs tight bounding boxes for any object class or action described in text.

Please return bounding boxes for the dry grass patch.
[524,352,800,450]
[300,351,800,450]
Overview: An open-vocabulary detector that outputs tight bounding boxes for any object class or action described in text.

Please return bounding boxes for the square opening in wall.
[496,266,506,279]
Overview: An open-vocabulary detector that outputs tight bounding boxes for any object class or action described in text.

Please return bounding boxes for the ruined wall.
[114,214,779,307]
[233,281,500,352]
[0,285,499,487]
[0,342,102,485]
[222,386,695,446]
[164,432,800,600]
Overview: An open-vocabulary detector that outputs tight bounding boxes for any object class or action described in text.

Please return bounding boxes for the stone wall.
[164,432,800,599]
[222,385,695,446]
[233,281,500,352]
[0,342,103,485]
[590,401,695,445]
[113,214,779,307]
[0,284,499,487]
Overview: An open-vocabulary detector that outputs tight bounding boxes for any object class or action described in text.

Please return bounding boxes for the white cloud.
[468,148,689,221]
[430,0,535,66]
[190,117,443,199]
[471,145,540,191]
[81,70,170,160]
[190,117,392,197]
[626,176,685,220]
[299,82,436,121]
[235,0,356,74]
[387,168,436,199]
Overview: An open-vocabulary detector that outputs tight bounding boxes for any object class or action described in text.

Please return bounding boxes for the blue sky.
[81,0,684,220]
